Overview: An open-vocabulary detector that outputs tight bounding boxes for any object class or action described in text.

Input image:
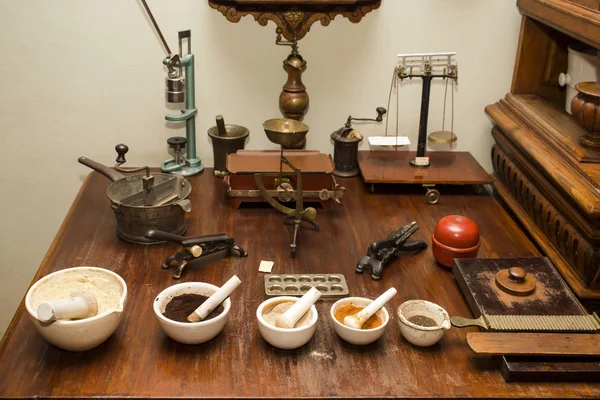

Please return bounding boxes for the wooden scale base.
[358,151,493,202]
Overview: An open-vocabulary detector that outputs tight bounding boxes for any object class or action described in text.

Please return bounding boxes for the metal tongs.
[145,230,248,279]
[114,144,182,207]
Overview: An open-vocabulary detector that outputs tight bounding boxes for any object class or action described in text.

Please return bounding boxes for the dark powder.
[163,294,224,323]
[407,315,438,327]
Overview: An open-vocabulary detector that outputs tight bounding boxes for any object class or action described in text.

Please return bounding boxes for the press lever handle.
[145,230,234,247]
[370,222,418,252]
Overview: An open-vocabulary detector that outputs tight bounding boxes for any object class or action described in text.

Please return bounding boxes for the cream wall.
[0,0,521,335]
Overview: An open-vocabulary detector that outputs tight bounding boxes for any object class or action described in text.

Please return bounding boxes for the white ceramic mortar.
[330,297,389,345]
[154,282,231,345]
[397,300,450,347]
[256,296,318,350]
[25,266,127,352]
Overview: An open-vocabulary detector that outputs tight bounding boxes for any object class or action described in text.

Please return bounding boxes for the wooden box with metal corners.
[225,150,345,209]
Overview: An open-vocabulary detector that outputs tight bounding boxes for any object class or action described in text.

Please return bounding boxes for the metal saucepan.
[78,156,192,245]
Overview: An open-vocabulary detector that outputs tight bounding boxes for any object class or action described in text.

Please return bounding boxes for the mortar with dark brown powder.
[163,294,224,322]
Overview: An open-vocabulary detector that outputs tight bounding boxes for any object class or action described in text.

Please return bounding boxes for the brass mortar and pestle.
[207,115,249,177]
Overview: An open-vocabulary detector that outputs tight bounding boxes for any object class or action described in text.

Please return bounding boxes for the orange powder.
[334,304,382,329]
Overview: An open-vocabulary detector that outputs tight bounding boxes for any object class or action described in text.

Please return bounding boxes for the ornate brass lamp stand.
[207,0,381,147]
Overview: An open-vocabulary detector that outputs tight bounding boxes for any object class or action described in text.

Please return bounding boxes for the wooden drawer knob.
[508,267,526,281]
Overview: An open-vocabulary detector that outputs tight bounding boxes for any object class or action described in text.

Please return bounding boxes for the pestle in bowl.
[344,288,397,329]
[187,275,241,322]
[36,291,98,323]
[275,287,322,329]
[216,115,227,137]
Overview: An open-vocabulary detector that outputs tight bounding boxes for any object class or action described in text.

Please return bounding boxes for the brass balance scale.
[383,53,459,164]
[358,52,492,204]
[250,119,336,258]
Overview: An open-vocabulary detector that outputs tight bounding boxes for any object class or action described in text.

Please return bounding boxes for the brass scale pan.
[428,130,457,145]
[427,71,457,145]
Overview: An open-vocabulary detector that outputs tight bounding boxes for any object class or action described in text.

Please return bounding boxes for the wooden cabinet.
[487,0,600,303]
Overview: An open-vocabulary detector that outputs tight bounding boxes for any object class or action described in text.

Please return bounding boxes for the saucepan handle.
[78,157,125,182]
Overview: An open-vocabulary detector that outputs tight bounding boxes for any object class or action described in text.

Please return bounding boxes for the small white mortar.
[154,282,231,345]
[397,300,450,347]
[330,297,389,345]
[256,296,318,350]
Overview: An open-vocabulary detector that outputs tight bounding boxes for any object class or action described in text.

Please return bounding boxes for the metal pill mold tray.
[264,274,349,297]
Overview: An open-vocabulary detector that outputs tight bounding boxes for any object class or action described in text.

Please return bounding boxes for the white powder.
[32,270,123,317]
[262,300,313,328]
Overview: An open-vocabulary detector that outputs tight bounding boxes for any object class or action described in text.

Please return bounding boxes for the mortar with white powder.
[25,267,127,351]
[256,296,318,350]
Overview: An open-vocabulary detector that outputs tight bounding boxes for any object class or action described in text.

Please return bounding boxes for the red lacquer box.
[432,215,480,268]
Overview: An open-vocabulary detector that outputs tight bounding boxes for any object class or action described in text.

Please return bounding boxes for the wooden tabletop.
[0,170,598,399]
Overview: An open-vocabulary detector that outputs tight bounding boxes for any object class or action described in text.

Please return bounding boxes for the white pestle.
[344,287,397,329]
[187,275,241,322]
[275,287,322,329]
[36,291,98,323]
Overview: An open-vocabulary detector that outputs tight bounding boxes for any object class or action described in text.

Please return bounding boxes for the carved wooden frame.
[208,1,381,40]
[492,140,600,296]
